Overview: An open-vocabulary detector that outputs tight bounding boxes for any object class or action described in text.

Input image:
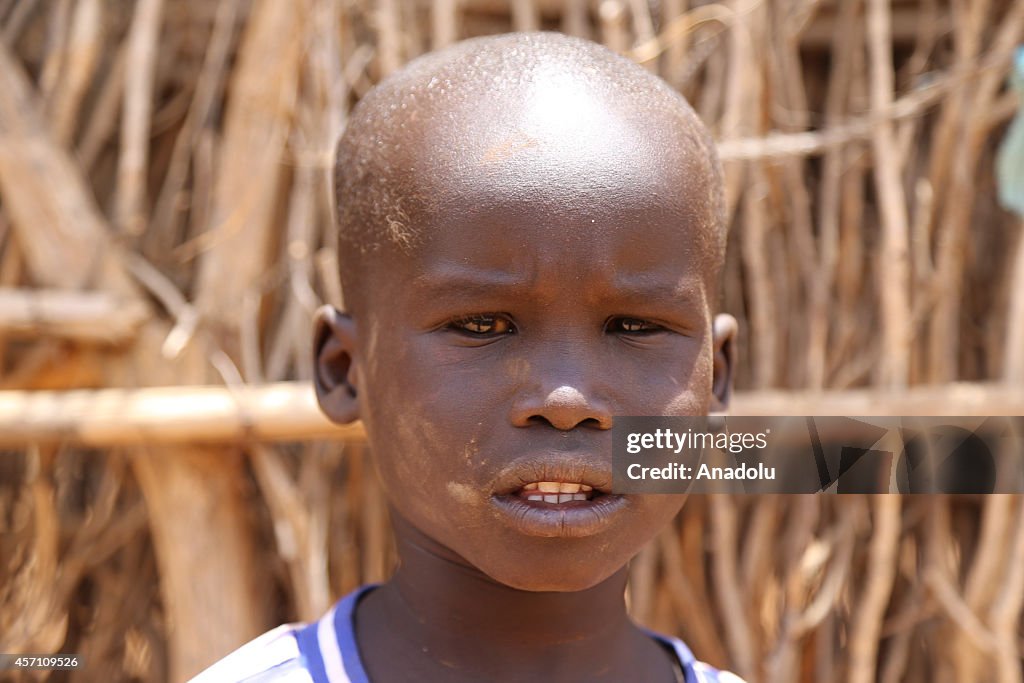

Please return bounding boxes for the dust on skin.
[481,132,540,164]
[462,430,480,465]
[389,408,452,525]
[455,424,487,516]
[502,357,531,384]
[445,482,478,507]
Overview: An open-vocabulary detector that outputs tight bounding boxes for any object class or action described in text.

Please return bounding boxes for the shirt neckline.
[329,584,699,683]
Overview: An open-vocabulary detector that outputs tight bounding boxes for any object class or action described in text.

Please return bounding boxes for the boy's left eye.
[607,317,663,334]
[448,314,514,336]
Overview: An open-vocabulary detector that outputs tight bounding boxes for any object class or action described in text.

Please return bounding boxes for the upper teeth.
[520,481,595,503]
[522,482,593,493]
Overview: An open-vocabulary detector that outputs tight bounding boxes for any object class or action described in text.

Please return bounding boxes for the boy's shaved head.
[333,31,725,308]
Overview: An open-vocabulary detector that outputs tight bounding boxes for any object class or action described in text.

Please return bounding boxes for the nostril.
[511,385,614,430]
[525,415,605,430]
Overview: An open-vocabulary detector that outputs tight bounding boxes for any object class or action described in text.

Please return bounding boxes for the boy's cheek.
[612,343,714,412]
[662,353,715,415]
[371,444,476,534]
[363,398,491,516]
[377,464,491,555]
[634,370,713,416]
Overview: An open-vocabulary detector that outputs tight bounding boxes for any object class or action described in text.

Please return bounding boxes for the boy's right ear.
[313,305,360,424]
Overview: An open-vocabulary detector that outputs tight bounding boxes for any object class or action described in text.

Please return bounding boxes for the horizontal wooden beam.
[460,0,935,47]
[0,381,1020,448]
[0,382,358,447]
[0,288,148,343]
[798,4,947,49]
[733,383,1024,417]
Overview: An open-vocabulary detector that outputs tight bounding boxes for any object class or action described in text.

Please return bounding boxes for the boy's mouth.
[515,481,596,503]
[489,456,626,538]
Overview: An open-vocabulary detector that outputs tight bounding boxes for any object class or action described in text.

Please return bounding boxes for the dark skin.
[315,34,737,683]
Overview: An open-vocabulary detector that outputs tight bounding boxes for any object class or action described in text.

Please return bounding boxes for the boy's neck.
[354,515,677,682]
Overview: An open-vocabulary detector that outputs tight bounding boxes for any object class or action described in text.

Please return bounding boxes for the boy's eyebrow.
[587,266,708,307]
[608,277,707,306]
[410,268,707,307]
[410,269,531,301]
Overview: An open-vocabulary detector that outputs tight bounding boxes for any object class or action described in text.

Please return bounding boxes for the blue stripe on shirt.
[334,589,371,683]
[295,618,329,683]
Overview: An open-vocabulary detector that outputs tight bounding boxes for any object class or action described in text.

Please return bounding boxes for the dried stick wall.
[0,1,1022,682]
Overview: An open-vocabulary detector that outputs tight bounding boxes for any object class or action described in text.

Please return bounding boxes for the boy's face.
[316,79,735,592]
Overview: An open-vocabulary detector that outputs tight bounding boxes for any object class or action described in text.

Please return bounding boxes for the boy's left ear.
[710,314,738,414]
[313,305,361,424]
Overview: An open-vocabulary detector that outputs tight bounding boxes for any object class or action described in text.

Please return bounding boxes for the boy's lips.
[490,452,613,495]
[489,453,627,538]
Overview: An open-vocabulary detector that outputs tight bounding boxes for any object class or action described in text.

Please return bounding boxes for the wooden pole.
[114,0,164,237]
[866,0,911,389]
[1004,218,1024,383]
[142,0,308,676]
[0,381,1021,447]
[0,287,147,343]
[0,382,354,446]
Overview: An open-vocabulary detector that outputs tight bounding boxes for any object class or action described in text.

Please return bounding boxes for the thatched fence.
[1,1,1023,681]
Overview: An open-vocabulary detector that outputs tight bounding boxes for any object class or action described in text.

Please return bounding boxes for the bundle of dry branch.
[1,1,1023,681]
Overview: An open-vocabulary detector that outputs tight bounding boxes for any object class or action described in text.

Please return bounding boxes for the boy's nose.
[510,385,613,431]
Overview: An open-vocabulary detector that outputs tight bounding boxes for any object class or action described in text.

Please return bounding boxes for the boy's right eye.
[447,314,515,336]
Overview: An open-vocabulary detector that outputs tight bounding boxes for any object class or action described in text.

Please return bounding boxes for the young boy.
[194,32,742,683]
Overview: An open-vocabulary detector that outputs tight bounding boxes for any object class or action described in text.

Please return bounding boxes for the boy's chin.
[478,559,624,593]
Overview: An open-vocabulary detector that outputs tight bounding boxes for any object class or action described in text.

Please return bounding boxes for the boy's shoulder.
[651,631,748,683]
[189,586,747,683]
[187,622,312,683]
[189,589,365,683]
